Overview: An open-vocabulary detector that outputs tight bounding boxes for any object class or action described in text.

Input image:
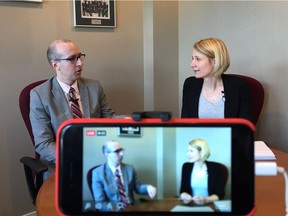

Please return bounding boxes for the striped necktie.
[68,87,82,118]
[115,169,129,206]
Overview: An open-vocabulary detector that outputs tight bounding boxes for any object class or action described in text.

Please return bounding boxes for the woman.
[180,139,228,205]
[181,38,253,123]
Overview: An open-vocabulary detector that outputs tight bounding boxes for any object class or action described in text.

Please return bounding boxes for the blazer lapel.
[221,75,230,117]
[121,165,130,193]
[105,164,118,190]
[78,79,90,118]
[51,77,73,119]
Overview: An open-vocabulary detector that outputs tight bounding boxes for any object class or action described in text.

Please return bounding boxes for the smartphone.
[56,118,255,216]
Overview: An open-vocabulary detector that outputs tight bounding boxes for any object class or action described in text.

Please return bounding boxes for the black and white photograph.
[73,0,116,28]
[118,126,142,137]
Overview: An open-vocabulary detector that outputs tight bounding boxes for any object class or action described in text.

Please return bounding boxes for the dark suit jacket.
[30,77,120,164]
[181,74,253,123]
[180,161,228,200]
[91,163,149,212]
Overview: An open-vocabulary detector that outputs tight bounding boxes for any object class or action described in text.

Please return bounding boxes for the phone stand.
[132,111,172,121]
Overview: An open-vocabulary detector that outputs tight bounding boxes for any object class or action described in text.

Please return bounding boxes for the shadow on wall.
[260,111,288,152]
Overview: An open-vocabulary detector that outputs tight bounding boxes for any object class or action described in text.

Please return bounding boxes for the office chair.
[228,74,264,125]
[87,165,101,199]
[19,80,48,205]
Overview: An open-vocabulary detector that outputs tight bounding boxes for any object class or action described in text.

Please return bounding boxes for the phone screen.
[57,119,255,215]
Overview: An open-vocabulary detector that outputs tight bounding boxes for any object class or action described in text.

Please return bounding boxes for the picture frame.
[118,127,142,137]
[73,0,116,28]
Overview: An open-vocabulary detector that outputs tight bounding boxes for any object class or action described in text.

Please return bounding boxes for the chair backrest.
[87,165,101,199]
[228,74,264,124]
[218,163,229,199]
[19,80,47,157]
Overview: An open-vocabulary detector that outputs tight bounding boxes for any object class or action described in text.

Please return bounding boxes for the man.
[30,39,127,174]
[91,140,157,212]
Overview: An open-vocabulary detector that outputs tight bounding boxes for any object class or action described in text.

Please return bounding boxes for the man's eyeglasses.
[55,53,86,64]
[108,148,125,154]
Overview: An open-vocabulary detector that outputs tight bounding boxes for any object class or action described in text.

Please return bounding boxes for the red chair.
[228,74,264,125]
[87,165,101,199]
[19,80,48,205]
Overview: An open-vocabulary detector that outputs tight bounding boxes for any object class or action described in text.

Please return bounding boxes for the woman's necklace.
[203,84,224,103]
[194,162,207,177]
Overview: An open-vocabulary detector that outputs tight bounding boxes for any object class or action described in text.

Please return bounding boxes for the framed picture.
[118,127,142,137]
[73,0,116,28]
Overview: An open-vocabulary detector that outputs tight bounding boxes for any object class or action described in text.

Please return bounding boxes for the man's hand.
[147,185,157,199]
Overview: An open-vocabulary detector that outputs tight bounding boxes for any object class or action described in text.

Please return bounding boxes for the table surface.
[36,149,287,216]
[124,198,220,212]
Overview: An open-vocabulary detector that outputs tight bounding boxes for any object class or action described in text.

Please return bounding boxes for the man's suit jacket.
[30,76,118,164]
[91,163,148,212]
[181,74,253,123]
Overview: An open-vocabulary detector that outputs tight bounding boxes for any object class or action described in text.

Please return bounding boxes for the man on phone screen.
[91,140,157,211]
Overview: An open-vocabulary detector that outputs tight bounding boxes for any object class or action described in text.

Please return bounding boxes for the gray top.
[198,93,225,118]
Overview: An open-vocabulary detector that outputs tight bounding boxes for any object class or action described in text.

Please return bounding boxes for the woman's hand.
[192,196,206,205]
[180,192,193,204]
[193,194,219,205]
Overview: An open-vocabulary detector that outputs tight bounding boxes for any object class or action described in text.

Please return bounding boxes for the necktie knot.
[68,87,78,102]
[115,168,120,176]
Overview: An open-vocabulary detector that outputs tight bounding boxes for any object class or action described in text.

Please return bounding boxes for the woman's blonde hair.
[189,138,211,162]
[193,38,230,77]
